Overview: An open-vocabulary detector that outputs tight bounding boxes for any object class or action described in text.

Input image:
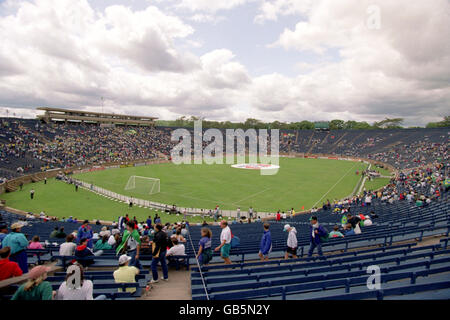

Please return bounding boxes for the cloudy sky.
[0,0,448,126]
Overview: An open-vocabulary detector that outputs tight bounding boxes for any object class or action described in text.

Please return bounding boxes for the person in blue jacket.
[258,223,272,261]
[146,216,153,229]
[308,216,327,257]
[77,220,93,248]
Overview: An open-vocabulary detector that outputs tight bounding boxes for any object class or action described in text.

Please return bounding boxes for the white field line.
[231,187,271,206]
[159,191,237,207]
[312,163,358,208]
[357,164,371,195]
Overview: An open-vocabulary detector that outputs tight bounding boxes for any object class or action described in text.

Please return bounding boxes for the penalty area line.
[311,163,359,209]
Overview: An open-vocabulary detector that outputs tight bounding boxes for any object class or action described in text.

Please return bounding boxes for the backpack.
[230,230,240,248]
[231,236,240,248]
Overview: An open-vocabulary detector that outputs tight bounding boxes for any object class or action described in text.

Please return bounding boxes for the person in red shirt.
[276,211,281,222]
[0,246,23,281]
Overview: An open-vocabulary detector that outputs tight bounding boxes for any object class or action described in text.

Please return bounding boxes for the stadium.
[0,109,449,302]
[0,0,449,310]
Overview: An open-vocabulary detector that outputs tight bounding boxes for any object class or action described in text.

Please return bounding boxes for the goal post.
[125,176,160,195]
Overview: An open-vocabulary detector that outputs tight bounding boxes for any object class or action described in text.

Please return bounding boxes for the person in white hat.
[2,222,29,273]
[113,254,140,293]
[283,224,298,259]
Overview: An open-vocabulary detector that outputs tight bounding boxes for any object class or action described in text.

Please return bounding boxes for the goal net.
[124,176,160,195]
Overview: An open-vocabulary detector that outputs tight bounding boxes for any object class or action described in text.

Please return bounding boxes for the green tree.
[426,116,450,128]
[329,119,345,130]
[373,118,404,129]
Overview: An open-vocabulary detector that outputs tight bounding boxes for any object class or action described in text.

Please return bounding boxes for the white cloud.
[254,0,313,24]
[267,0,450,124]
[175,0,250,13]
[189,13,226,24]
[0,0,448,126]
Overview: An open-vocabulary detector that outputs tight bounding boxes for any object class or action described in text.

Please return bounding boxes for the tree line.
[156,116,449,130]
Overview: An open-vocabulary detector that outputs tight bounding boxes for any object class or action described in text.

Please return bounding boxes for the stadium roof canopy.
[37,107,157,126]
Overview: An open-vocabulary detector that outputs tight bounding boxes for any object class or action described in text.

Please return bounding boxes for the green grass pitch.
[0,158,384,223]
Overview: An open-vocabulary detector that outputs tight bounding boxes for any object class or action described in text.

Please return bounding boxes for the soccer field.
[0,158,379,222]
[74,157,369,213]
[0,179,215,224]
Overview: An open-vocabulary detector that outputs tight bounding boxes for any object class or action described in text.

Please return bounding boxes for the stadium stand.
[0,118,448,181]
[0,117,448,300]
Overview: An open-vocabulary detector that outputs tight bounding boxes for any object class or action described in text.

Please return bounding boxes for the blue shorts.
[221,243,231,258]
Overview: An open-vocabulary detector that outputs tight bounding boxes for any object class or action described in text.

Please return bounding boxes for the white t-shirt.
[287,228,297,248]
[108,235,116,246]
[59,242,77,256]
[56,280,94,300]
[127,234,138,251]
[220,226,232,244]
[166,244,186,256]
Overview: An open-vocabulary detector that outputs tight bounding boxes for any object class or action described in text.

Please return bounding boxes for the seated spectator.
[11,265,54,300]
[75,238,96,268]
[55,263,106,300]
[111,227,120,236]
[28,236,44,250]
[139,235,152,255]
[59,235,77,256]
[99,226,110,238]
[329,225,344,238]
[108,233,119,247]
[344,223,355,236]
[113,255,140,293]
[0,224,8,248]
[55,227,66,239]
[49,227,59,238]
[174,228,186,243]
[363,216,373,226]
[180,224,189,236]
[26,213,36,220]
[166,237,185,257]
[347,214,361,229]
[0,246,23,281]
[94,235,112,251]
[416,198,423,207]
